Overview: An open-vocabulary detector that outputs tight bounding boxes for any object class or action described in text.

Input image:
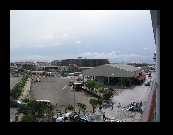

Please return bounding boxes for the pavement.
[10,72,156,122]
[87,72,156,122]
[10,77,31,122]
[10,75,23,90]
[19,78,32,100]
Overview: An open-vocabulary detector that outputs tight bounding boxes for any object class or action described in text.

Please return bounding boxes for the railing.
[140,82,157,122]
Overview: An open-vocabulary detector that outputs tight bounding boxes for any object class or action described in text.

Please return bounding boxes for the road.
[10,75,23,90]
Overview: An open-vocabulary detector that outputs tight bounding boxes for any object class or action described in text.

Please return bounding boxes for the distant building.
[60,59,109,67]
[51,60,60,66]
[36,62,50,66]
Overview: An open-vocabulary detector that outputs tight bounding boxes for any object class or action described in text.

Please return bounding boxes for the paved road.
[10,75,23,90]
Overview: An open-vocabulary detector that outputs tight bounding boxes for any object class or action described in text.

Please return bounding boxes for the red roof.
[136,74,146,80]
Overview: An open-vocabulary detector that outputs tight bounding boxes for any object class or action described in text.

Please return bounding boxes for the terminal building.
[82,64,146,86]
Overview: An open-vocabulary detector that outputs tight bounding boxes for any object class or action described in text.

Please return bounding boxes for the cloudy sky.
[10,10,155,64]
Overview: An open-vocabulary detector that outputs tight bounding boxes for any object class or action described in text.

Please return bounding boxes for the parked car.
[77,78,83,81]
[68,80,74,86]
[13,74,19,77]
[70,112,90,122]
[10,99,27,107]
[54,112,91,122]
[144,82,150,86]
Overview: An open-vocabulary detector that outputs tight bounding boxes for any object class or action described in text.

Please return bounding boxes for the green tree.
[98,88,115,101]
[21,114,34,122]
[76,102,87,115]
[89,99,99,113]
[16,100,55,122]
[85,80,100,91]
[97,99,105,110]
[61,104,74,113]
[102,89,114,101]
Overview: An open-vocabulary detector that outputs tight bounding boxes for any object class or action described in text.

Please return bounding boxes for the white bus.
[36,100,51,105]
[68,73,74,76]
[74,72,81,76]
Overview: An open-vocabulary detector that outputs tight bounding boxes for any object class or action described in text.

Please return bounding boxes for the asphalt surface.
[29,76,96,113]
[10,75,23,90]
[10,72,156,122]
[88,71,156,122]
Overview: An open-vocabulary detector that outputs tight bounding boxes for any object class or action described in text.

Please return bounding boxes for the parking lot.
[10,74,23,90]
[29,76,96,113]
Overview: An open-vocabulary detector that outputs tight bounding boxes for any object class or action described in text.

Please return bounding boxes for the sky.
[10,10,156,64]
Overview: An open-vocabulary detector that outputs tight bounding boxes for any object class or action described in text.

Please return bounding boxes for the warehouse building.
[82,64,146,86]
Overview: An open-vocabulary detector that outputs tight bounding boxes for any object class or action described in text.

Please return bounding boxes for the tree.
[21,114,34,122]
[98,88,115,101]
[61,104,74,113]
[102,90,114,101]
[89,99,99,113]
[76,102,87,115]
[97,99,105,110]
[85,80,100,91]
[16,100,55,122]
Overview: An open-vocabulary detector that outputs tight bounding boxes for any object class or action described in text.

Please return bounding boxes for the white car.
[56,112,72,122]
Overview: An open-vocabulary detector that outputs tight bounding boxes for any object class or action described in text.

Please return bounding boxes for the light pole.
[73,75,75,111]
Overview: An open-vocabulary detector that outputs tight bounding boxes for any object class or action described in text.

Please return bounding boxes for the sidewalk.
[89,84,153,122]
[19,78,31,100]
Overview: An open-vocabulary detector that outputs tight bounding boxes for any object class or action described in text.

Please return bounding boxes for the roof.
[135,74,146,80]
[82,64,142,77]
[108,64,141,72]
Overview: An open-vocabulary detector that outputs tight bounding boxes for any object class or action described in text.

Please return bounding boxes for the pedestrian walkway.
[90,85,151,122]
[19,78,31,100]
[88,73,155,122]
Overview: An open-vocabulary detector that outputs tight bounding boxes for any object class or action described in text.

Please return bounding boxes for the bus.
[74,72,81,76]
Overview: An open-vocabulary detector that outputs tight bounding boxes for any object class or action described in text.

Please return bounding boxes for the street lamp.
[73,75,75,111]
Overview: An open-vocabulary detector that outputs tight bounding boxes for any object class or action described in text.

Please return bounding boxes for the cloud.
[76,41,81,44]
[62,34,69,37]
[36,44,44,47]
[79,51,149,63]
[11,55,55,62]
[144,48,149,50]
[111,51,116,54]
[45,35,53,39]
[52,43,62,46]
[11,44,20,47]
